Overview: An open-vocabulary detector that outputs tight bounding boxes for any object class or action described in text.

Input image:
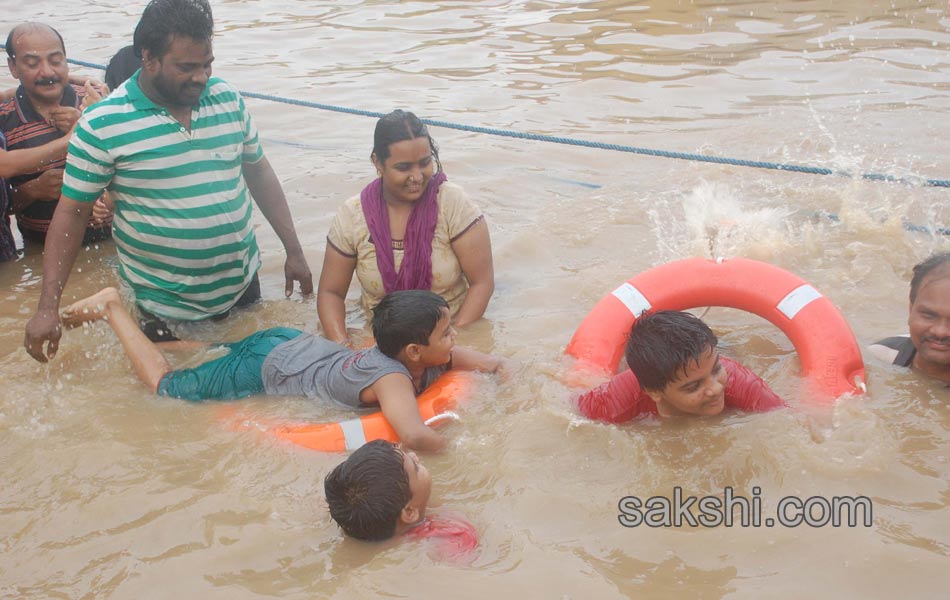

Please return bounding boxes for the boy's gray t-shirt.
[261,333,447,408]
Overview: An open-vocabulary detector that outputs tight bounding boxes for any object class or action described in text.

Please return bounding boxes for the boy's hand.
[48,107,81,133]
[81,80,109,110]
[495,358,517,382]
[91,197,113,225]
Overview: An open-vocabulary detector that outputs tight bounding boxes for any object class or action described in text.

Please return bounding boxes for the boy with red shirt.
[577,310,785,422]
[325,439,479,562]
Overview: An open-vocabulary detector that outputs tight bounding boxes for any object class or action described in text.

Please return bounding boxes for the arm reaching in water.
[450,346,514,380]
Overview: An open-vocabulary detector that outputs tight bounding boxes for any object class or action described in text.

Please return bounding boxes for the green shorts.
[158,327,302,401]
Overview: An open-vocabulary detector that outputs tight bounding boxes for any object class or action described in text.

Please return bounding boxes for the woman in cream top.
[317,110,494,346]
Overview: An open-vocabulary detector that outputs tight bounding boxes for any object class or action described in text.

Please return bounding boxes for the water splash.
[649,181,796,262]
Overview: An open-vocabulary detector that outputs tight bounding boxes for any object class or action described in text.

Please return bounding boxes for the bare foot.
[62,287,121,327]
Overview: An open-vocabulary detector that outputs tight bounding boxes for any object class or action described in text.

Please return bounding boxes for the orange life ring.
[220,370,474,452]
[565,257,866,401]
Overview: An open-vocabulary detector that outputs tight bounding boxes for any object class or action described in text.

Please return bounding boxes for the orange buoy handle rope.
[565,257,866,401]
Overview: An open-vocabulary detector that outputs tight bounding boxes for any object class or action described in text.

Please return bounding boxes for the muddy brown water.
[1,1,949,598]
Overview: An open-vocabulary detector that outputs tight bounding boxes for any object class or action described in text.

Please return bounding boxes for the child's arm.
[450,346,513,378]
[372,373,447,452]
[576,370,647,423]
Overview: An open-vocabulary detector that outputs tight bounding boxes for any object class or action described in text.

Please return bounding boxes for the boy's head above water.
[325,439,432,541]
[372,290,456,366]
[625,310,727,417]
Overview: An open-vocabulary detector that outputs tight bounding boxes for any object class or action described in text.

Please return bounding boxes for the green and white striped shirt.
[63,73,263,321]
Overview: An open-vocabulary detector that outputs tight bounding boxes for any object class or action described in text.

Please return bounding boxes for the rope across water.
[9,50,945,189]
[240,90,950,188]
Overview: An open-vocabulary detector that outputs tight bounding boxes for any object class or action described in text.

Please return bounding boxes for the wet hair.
[5,23,66,60]
[910,251,950,303]
[105,45,139,90]
[371,109,442,172]
[372,290,450,358]
[625,310,719,392]
[133,0,213,61]
[324,440,412,541]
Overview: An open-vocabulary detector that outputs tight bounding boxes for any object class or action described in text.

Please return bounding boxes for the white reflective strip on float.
[611,282,652,317]
[340,418,367,451]
[776,284,822,320]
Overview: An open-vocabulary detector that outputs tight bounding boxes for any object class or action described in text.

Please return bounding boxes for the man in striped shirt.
[1,23,113,246]
[24,0,313,361]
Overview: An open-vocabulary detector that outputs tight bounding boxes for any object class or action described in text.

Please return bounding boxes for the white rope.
[425,411,460,426]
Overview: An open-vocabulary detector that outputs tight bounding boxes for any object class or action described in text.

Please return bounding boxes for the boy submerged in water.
[324,439,478,560]
[577,310,785,422]
[62,288,508,451]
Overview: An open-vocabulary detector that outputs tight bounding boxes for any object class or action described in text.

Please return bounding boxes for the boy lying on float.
[61,288,509,452]
[577,310,786,421]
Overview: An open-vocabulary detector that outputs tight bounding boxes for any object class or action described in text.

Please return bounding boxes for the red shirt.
[576,357,785,423]
[404,514,479,563]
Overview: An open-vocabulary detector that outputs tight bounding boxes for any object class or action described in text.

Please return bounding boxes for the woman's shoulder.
[338,192,364,211]
[332,192,367,223]
[437,180,480,215]
[437,180,472,205]
[436,179,483,238]
[328,192,368,248]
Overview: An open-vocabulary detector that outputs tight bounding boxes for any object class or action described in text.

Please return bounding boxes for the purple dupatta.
[360,171,448,294]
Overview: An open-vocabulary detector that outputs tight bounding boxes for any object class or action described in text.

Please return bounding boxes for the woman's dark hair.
[372,290,449,358]
[133,0,214,60]
[910,251,950,303]
[371,109,442,172]
[625,310,719,392]
[324,440,412,541]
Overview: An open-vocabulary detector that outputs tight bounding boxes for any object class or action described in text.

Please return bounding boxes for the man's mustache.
[35,77,61,86]
[923,336,950,345]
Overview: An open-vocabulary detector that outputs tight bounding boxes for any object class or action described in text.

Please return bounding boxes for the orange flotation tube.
[222,370,474,452]
[565,257,866,401]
